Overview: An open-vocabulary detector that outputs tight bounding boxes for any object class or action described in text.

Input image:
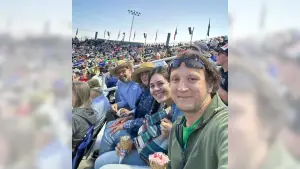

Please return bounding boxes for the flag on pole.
[76,28,78,36]
[155,30,158,42]
[104,30,106,38]
[117,30,120,40]
[174,27,177,40]
[122,32,125,41]
[207,19,210,37]
[133,31,136,41]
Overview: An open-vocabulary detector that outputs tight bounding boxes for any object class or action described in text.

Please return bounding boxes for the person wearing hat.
[100,62,158,154]
[97,62,159,156]
[87,78,110,124]
[108,60,143,119]
[215,43,228,105]
[190,41,216,64]
[87,67,109,97]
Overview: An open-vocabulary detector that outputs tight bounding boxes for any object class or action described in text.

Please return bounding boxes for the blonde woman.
[72,81,97,154]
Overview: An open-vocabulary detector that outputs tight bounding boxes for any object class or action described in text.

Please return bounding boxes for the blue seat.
[72,117,107,169]
[82,118,106,160]
[72,125,94,169]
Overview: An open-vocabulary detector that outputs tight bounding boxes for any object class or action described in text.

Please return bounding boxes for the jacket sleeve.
[217,112,228,169]
[123,118,144,130]
[72,117,80,137]
[167,125,175,169]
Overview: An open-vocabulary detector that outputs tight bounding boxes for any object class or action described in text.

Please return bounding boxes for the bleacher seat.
[72,124,94,169]
[72,118,106,169]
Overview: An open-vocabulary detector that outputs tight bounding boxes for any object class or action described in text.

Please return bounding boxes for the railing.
[133,56,176,68]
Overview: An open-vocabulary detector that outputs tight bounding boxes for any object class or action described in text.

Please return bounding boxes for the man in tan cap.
[108,60,142,121]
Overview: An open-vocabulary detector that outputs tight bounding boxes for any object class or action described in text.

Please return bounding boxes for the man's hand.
[109,123,124,134]
[115,142,133,156]
[119,108,132,117]
[112,117,126,127]
[111,103,118,112]
[115,116,134,126]
[160,118,173,138]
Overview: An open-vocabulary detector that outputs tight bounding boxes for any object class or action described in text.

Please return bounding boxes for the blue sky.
[73,0,228,43]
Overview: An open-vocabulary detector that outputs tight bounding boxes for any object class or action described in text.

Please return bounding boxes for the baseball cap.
[215,43,228,55]
[190,41,211,57]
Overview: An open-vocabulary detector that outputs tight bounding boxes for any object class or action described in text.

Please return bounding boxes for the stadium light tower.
[128,10,141,42]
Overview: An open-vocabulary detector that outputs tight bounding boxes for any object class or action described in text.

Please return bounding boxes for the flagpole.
[173,38,175,47]
[206,18,210,43]
[190,27,194,46]
[173,26,177,48]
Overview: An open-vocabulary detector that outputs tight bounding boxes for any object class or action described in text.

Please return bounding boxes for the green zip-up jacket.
[167,94,228,169]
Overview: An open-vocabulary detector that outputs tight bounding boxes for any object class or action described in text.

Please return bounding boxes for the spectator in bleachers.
[167,50,227,169]
[87,79,110,124]
[190,41,216,64]
[96,62,159,156]
[105,73,118,88]
[87,68,109,97]
[216,44,228,105]
[95,66,183,169]
[209,48,217,62]
[108,60,142,120]
[72,81,97,154]
[110,62,158,134]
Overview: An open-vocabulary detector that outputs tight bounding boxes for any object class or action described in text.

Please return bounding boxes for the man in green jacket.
[167,50,228,169]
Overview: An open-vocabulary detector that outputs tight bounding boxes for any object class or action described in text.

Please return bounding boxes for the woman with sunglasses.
[94,66,183,169]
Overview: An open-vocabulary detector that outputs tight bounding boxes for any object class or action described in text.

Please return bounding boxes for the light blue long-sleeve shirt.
[91,94,110,122]
[116,80,142,110]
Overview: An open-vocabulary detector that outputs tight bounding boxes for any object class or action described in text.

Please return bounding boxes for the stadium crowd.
[72,35,229,169]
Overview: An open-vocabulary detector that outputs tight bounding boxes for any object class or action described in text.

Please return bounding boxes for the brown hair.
[87,78,102,94]
[87,78,101,88]
[72,81,91,108]
[172,49,220,94]
[148,66,169,85]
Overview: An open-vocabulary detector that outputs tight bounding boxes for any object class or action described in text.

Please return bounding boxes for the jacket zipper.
[179,124,202,169]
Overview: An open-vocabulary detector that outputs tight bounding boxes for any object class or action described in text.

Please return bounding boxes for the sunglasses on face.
[169,57,205,70]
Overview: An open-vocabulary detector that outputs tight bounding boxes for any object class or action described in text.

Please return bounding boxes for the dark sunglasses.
[169,57,205,70]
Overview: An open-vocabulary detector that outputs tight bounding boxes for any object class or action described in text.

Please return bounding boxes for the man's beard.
[119,76,130,82]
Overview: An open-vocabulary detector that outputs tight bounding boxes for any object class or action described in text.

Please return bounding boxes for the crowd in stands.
[72,35,229,169]
[72,28,300,169]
